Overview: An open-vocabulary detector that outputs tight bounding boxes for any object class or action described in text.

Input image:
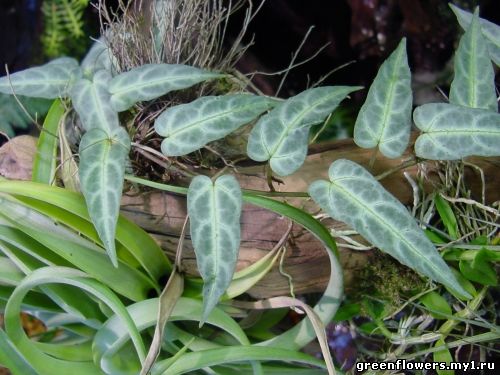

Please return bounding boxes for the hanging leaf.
[413,103,500,160]
[0,58,81,99]
[353,38,412,158]
[449,9,497,111]
[155,94,277,156]
[108,64,225,112]
[308,159,470,299]
[247,86,361,176]
[70,70,119,132]
[0,94,52,136]
[450,4,500,66]
[79,127,131,267]
[187,175,242,324]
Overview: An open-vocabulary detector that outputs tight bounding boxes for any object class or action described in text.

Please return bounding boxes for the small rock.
[0,135,37,180]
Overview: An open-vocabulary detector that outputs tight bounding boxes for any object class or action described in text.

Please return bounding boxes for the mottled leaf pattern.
[81,38,117,76]
[247,86,361,176]
[449,9,497,111]
[354,38,412,158]
[450,4,500,66]
[108,64,224,112]
[79,127,131,267]
[413,103,500,160]
[187,175,242,323]
[71,70,119,132]
[0,58,81,99]
[308,159,470,299]
[155,94,277,156]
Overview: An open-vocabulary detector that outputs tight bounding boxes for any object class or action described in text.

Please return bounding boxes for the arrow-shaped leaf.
[449,9,497,111]
[108,64,225,112]
[450,3,500,66]
[308,159,470,299]
[247,86,361,176]
[79,127,131,267]
[155,94,277,156]
[0,58,81,99]
[187,175,242,323]
[353,38,412,158]
[70,70,120,132]
[414,103,500,160]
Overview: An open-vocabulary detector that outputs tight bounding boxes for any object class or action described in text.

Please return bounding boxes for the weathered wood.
[2,135,499,298]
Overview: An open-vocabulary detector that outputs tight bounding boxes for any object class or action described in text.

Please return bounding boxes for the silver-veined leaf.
[247,86,361,176]
[450,4,500,66]
[308,159,470,299]
[449,9,497,111]
[0,58,81,99]
[187,175,242,324]
[81,37,117,76]
[413,103,500,160]
[353,38,412,158]
[79,127,131,267]
[108,64,225,112]
[155,94,277,156]
[70,70,119,132]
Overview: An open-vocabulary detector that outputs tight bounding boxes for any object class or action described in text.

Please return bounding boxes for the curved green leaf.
[79,127,131,267]
[187,175,242,323]
[0,58,81,99]
[413,103,500,160]
[449,9,497,111]
[108,64,224,112]
[450,4,500,66]
[353,38,412,158]
[155,94,277,156]
[70,70,119,132]
[247,86,361,176]
[0,327,38,375]
[308,159,470,299]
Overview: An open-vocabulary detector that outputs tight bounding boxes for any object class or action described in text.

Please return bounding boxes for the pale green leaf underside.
[247,86,361,176]
[354,38,412,158]
[79,127,131,267]
[187,175,242,323]
[308,159,470,299]
[71,70,120,132]
[108,64,224,112]
[450,4,500,66]
[155,94,277,156]
[449,9,497,111]
[0,58,81,99]
[413,103,500,160]
[80,37,117,76]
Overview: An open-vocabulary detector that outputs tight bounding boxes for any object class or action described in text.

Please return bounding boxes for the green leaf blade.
[414,103,500,160]
[0,58,81,99]
[354,38,412,158]
[70,70,120,132]
[187,175,242,323]
[308,159,470,299]
[79,127,131,267]
[450,4,500,66]
[247,86,361,176]
[449,9,497,111]
[108,64,224,112]
[155,94,277,156]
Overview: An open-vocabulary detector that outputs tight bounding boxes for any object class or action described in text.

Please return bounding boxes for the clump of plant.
[0,2,499,374]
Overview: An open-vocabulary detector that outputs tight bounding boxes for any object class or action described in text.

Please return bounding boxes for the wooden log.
[2,135,499,298]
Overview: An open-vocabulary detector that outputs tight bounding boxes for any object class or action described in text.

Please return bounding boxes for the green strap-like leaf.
[247,86,361,176]
[108,64,225,112]
[413,103,500,160]
[187,175,242,324]
[155,94,277,156]
[70,70,120,132]
[79,127,131,267]
[449,9,497,111]
[450,4,500,66]
[0,58,81,99]
[353,38,412,158]
[308,159,470,299]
